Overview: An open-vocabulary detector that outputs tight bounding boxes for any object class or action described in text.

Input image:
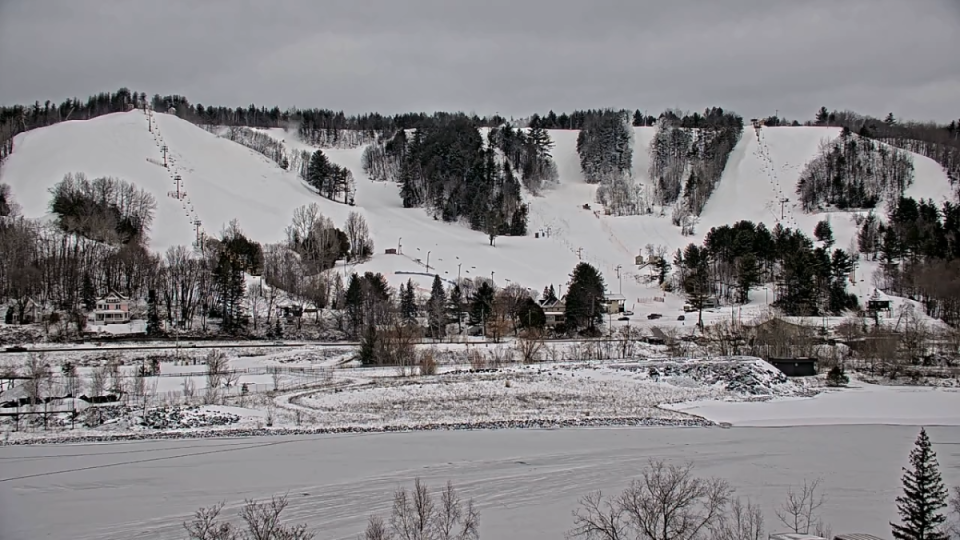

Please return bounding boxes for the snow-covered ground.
[1,355,815,443]
[1,424,957,540]
[4,112,954,330]
[666,379,960,426]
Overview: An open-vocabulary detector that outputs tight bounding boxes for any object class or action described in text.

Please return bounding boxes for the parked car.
[617,316,630,321]
[677,315,685,321]
[4,346,27,353]
[647,313,662,320]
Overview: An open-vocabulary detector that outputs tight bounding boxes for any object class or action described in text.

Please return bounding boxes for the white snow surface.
[666,380,960,427]
[1,425,958,540]
[3,112,955,325]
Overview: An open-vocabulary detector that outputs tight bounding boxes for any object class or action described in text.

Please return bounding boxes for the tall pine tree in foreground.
[891,428,948,540]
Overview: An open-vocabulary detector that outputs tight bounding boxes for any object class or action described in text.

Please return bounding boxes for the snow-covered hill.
[2,111,955,324]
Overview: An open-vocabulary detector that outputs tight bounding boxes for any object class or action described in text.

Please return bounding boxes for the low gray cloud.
[1,0,958,122]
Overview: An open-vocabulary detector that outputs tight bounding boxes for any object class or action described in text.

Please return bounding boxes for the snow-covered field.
[1,423,957,540]
[1,354,817,443]
[3,111,955,329]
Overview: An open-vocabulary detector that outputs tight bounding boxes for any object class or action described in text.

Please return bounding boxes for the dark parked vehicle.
[647,313,662,320]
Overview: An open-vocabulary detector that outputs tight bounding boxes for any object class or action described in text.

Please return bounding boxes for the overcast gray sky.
[1,0,958,122]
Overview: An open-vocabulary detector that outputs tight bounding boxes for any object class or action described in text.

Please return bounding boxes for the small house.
[541,297,566,327]
[90,289,131,324]
[768,357,818,377]
[604,294,626,314]
[9,297,41,324]
[167,106,177,115]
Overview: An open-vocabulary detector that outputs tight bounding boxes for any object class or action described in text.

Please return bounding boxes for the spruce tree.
[469,282,495,327]
[891,428,949,540]
[814,220,834,247]
[564,262,606,333]
[428,275,447,338]
[448,284,463,334]
[399,279,417,324]
[306,150,331,194]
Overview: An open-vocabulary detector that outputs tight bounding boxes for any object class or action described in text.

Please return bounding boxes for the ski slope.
[2,112,955,321]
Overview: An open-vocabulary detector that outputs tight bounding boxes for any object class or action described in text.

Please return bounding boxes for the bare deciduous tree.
[715,497,765,540]
[344,211,373,262]
[204,349,230,404]
[568,460,731,540]
[183,495,314,540]
[775,478,828,537]
[365,478,479,540]
[23,353,52,406]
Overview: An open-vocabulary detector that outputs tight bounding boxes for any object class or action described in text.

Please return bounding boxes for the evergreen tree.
[428,275,447,338]
[891,428,949,540]
[146,289,161,336]
[542,285,558,305]
[564,262,606,333]
[448,284,463,334]
[306,150,331,193]
[81,273,96,312]
[399,279,417,324]
[356,325,378,366]
[814,220,835,247]
[344,273,364,337]
[213,251,246,334]
[681,244,711,327]
[516,297,546,329]
[815,106,830,125]
[469,282,495,327]
[735,253,759,304]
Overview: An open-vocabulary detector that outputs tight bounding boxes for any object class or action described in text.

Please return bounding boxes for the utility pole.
[779,197,789,220]
[615,265,622,294]
[397,237,402,255]
[426,251,431,273]
[162,145,168,168]
[490,271,495,284]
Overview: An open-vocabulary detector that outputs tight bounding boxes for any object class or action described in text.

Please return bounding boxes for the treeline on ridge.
[649,108,744,229]
[797,127,914,211]
[362,116,531,240]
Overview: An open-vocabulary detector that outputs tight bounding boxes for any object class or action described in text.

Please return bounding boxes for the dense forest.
[797,128,915,211]
[673,219,858,324]
[649,108,744,228]
[363,116,529,240]
[575,110,638,216]
[813,107,960,192]
[860,196,960,325]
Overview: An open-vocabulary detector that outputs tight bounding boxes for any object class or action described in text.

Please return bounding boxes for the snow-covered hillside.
[2,111,955,321]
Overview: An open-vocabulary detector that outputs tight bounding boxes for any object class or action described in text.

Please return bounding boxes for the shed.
[384,248,397,255]
[768,357,818,377]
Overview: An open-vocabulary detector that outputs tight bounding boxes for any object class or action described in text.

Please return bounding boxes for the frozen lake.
[2,425,959,540]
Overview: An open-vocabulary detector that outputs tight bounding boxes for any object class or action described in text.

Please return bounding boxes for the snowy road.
[2,425,958,540]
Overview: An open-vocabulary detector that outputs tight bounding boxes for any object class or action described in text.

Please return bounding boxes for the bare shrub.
[182,377,196,400]
[516,329,545,364]
[183,495,314,540]
[467,349,487,370]
[775,478,829,537]
[418,348,438,376]
[364,478,479,540]
[568,460,731,540]
[204,350,230,404]
[23,353,52,406]
[948,486,959,539]
[89,362,108,397]
[488,346,513,368]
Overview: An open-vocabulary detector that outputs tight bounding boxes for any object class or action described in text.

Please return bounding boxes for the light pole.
[457,262,462,284]
[491,271,495,284]
[615,265,622,294]
[426,251,431,273]
[397,237,402,255]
